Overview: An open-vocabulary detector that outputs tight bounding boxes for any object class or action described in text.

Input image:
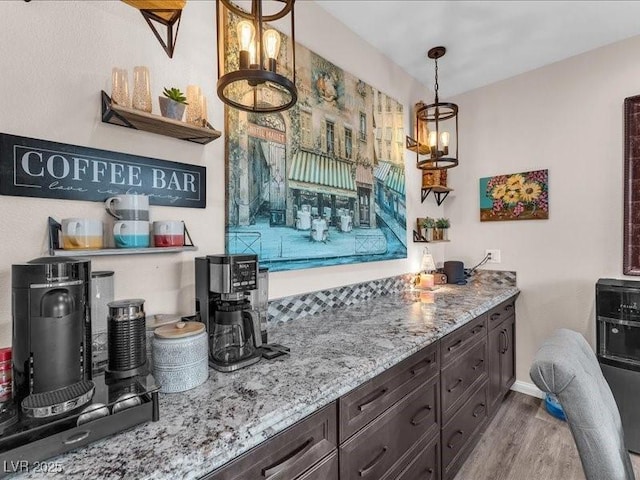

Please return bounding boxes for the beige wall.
[445,34,640,384]
[0,1,443,347]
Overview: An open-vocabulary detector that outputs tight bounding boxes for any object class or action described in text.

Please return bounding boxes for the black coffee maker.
[195,254,262,372]
[12,257,94,420]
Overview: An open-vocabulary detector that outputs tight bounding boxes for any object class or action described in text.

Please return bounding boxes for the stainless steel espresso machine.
[195,254,263,372]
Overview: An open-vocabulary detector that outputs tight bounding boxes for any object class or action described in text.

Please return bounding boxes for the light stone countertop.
[13,280,519,480]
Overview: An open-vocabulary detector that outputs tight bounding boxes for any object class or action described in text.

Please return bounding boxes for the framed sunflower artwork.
[479,169,549,222]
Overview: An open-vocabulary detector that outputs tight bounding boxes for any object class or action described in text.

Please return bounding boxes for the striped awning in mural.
[374,161,392,182]
[289,151,357,198]
[385,166,406,196]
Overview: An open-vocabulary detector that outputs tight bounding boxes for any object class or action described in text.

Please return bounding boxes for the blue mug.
[113,221,150,248]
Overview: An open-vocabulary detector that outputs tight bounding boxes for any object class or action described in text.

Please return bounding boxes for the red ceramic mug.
[153,221,184,247]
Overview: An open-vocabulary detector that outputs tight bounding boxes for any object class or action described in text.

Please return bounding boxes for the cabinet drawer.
[487,297,516,331]
[297,452,338,480]
[339,341,439,443]
[340,377,439,480]
[208,402,337,480]
[396,434,439,480]
[441,339,488,423]
[441,314,487,365]
[442,382,488,479]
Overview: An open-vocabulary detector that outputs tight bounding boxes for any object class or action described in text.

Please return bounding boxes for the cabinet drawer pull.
[472,359,484,371]
[447,430,464,449]
[261,437,314,478]
[410,405,433,426]
[357,388,388,412]
[358,446,388,477]
[411,356,434,375]
[471,325,484,335]
[500,330,508,354]
[447,378,463,393]
[63,430,90,445]
[424,467,434,479]
[505,304,514,312]
[447,339,463,352]
[490,313,501,321]
[472,402,486,418]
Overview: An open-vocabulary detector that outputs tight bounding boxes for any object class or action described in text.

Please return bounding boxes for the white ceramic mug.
[61,218,103,249]
[113,220,150,248]
[153,221,184,247]
[105,194,149,221]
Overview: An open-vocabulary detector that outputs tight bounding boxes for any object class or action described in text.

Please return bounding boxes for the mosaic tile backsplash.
[268,269,516,324]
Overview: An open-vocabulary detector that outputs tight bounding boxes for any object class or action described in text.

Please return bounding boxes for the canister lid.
[154,321,205,339]
[146,313,181,331]
[108,299,145,320]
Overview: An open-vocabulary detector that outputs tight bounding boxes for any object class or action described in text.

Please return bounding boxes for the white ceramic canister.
[146,314,181,371]
[152,321,208,393]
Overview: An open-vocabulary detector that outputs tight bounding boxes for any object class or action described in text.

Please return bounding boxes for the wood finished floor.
[454,391,640,480]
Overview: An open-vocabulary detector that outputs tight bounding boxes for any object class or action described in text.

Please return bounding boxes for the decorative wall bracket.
[122,1,186,58]
[421,186,453,206]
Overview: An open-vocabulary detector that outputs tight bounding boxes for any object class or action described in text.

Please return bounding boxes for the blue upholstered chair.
[530,328,635,480]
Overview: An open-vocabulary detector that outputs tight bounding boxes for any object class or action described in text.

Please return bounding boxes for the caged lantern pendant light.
[412,46,459,170]
[216,0,298,113]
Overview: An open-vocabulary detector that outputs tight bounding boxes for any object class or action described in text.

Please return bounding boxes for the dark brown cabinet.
[488,312,516,417]
[441,383,488,480]
[340,376,439,479]
[205,294,517,480]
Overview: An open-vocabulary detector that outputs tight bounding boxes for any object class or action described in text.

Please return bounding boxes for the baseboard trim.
[511,380,545,399]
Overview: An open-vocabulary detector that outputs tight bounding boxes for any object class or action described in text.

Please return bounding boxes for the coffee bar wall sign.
[0,133,206,208]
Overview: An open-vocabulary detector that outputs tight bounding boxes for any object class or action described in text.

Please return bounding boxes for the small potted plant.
[159,87,188,121]
[420,217,436,241]
[434,217,450,241]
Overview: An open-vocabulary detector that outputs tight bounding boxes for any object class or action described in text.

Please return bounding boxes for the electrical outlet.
[485,249,501,264]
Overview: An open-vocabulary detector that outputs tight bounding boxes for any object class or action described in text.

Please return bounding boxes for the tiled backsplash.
[268,269,516,325]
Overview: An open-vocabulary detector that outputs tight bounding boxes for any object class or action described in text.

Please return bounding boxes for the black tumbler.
[107,299,147,379]
[444,261,466,284]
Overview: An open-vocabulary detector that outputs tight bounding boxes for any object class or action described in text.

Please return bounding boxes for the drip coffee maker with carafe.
[195,254,262,372]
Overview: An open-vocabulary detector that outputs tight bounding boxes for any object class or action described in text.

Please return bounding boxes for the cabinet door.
[487,325,503,416]
[500,315,516,395]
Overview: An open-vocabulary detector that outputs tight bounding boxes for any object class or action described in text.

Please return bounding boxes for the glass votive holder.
[132,66,152,113]
[111,68,130,107]
[185,85,202,126]
[200,94,208,127]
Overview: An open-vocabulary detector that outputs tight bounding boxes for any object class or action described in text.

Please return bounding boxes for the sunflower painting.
[480,169,549,222]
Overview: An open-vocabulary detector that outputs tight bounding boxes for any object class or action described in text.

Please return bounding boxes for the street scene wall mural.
[222,12,407,272]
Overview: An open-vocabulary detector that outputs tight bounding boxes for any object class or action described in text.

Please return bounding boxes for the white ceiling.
[316,1,640,98]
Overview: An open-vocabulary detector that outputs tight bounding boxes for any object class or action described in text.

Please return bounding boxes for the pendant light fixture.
[409,46,459,170]
[216,0,298,113]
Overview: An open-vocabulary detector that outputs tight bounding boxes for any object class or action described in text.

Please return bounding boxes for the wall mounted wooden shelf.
[422,185,453,205]
[101,91,221,145]
[50,246,197,257]
[47,217,197,256]
[412,230,451,243]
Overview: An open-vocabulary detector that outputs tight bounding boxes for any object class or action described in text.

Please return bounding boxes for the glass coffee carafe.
[210,300,261,372]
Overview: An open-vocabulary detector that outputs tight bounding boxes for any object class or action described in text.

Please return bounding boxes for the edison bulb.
[236,21,255,51]
[428,131,438,147]
[440,131,450,147]
[263,29,281,60]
